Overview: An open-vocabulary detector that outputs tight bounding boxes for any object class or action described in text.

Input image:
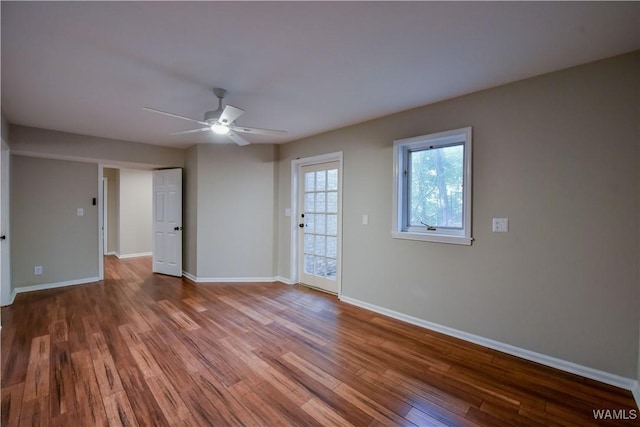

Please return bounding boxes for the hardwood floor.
[1,256,637,426]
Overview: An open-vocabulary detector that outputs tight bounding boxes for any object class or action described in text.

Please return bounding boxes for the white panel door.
[298,161,341,294]
[0,142,7,306]
[153,168,182,276]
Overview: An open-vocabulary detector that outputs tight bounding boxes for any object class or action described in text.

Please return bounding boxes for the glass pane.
[305,213,315,234]
[409,144,463,229]
[326,236,337,258]
[327,214,337,235]
[304,255,314,274]
[304,234,314,254]
[315,192,326,213]
[326,258,337,280]
[314,235,326,256]
[304,172,315,191]
[316,170,326,191]
[315,214,326,235]
[314,257,326,277]
[305,193,315,212]
[327,169,338,190]
[327,191,338,213]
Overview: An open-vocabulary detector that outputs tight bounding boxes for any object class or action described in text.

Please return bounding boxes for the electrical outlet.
[492,218,509,232]
[34,265,43,275]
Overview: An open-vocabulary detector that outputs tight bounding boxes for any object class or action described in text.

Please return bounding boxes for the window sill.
[392,231,472,246]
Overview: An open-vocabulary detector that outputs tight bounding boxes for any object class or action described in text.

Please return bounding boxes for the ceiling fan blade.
[143,107,208,126]
[218,105,244,125]
[170,127,210,135]
[232,125,288,136]
[228,132,250,146]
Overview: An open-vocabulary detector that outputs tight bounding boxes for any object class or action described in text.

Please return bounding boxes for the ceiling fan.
[143,88,287,146]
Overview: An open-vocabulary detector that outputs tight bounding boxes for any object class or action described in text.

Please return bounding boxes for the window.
[393,127,472,245]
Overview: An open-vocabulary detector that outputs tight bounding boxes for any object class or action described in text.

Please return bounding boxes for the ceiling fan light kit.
[210,123,229,135]
[143,87,287,146]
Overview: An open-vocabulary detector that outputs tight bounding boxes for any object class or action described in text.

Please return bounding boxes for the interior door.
[0,143,4,304]
[153,168,182,277]
[298,161,341,294]
[0,141,9,306]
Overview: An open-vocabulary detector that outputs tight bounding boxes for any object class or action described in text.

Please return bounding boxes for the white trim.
[98,165,104,280]
[392,127,472,246]
[13,276,100,296]
[290,151,343,295]
[0,138,10,306]
[632,382,640,410]
[340,295,638,392]
[182,271,287,284]
[106,251,117,256]
[391,231,473,245]
[117,252,152,259]
[188,276,280,283]
[275,276,293,285]
[103,177,108,254]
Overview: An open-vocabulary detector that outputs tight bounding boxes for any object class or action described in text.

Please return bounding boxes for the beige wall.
[118,169,152,256]
[103,168,119,254]
[11,156,99,288]
[9,125,184,169]
[193,143,277,279]
[277,52,640,378]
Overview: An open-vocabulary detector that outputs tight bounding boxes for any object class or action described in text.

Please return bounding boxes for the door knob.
[174,226,183,231]
[0,235,5,240]
[298,223,304,228]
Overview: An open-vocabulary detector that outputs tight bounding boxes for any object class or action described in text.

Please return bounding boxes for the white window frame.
[392,127,472,245]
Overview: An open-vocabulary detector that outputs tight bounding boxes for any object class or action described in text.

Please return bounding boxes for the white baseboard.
[106,251,117,256]
[116,252,152,259]
[3,289,17,306]
[275,276,293,285]
[339,295,638,394]
[632,382,640,410]
[182,271,284,284]
[12,276,101,297]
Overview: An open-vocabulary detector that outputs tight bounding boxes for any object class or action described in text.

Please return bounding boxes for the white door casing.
[0,140,8,306]
[153,168,183,277]
[296,158,342,294]
[102,177,108,254]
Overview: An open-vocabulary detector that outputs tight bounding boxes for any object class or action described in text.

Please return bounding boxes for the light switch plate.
[492,218,508,232]
[362,214,369,225]
[77,208,84,217]
[284,208,291,217]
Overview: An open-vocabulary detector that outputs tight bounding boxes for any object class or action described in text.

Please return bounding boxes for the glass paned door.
[298,161,340,293]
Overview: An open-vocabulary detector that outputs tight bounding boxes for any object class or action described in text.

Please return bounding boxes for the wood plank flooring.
[1,256,638,426]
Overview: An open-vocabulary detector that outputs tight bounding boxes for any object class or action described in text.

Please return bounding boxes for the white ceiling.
[2,2,639,148]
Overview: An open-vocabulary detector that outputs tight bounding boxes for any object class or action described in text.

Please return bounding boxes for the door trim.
[98,165,104,280]
[103,177,108,254]
[0,139,10,306]
[290,151,343,296]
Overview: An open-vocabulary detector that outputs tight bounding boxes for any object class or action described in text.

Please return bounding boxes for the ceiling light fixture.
[211,123,229,135]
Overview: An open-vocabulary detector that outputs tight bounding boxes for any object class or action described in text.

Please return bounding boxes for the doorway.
[101,167,154,262]
[292,153,343,295]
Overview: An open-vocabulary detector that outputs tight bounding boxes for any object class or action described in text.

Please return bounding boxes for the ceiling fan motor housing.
[204,109,222,123]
